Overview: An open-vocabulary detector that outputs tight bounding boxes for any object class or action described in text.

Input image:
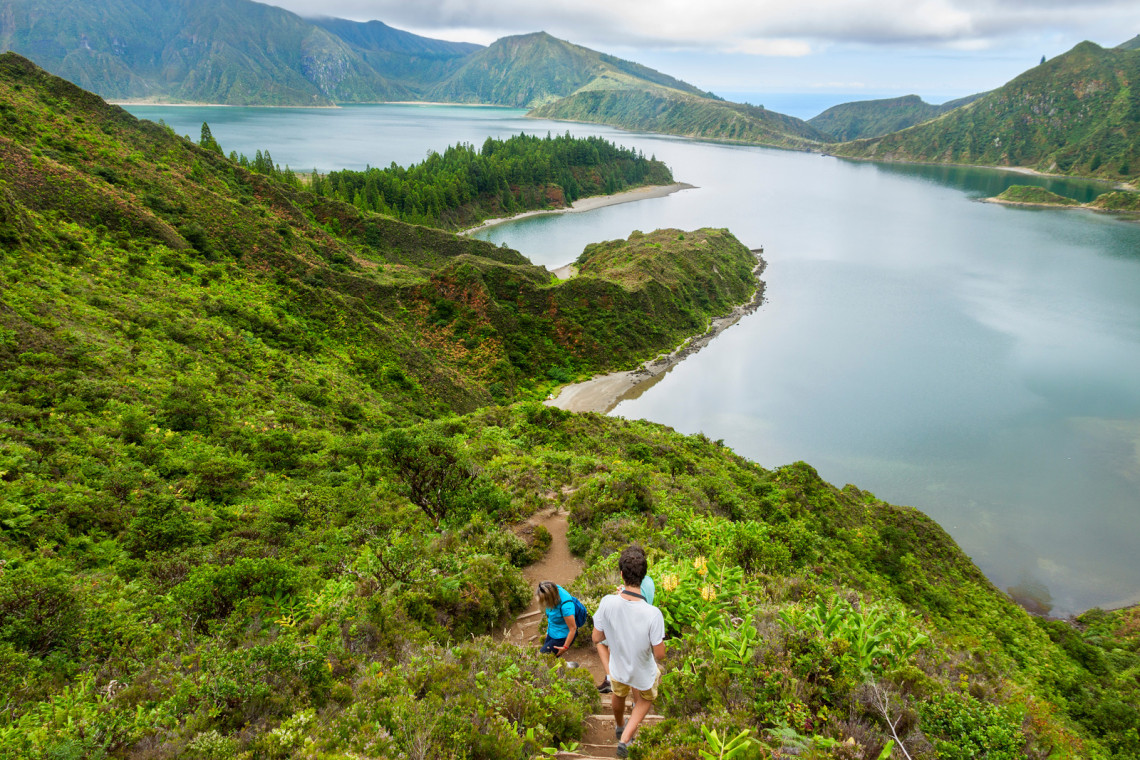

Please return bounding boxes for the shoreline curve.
[458,183,695,235]
[546,254,767,414]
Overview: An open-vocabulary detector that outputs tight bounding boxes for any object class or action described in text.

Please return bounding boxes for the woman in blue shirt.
[536,580,578,656]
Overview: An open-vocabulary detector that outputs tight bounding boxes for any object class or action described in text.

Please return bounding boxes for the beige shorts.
[611,665,662,703]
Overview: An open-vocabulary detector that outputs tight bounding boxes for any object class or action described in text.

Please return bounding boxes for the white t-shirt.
[593,593,665,691]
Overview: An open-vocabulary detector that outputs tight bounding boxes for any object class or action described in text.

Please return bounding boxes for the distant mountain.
[0,0,410,104]
[423,32,709,108]
[310,17,481,90]
[1118,34,1140,51]
[808,93,985,141]
[833,41,1140,181]
[0,0,834,150]
[532,87,830,149]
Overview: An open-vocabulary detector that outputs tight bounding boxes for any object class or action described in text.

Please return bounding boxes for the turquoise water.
[124,104,1140,615]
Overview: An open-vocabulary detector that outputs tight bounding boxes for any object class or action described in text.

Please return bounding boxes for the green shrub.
[919,691,1024,760]
[0,564,82,657]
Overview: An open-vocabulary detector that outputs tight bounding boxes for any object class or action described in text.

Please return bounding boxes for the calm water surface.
[125,104,1140,615]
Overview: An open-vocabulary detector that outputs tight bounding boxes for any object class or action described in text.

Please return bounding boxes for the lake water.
[125,104,1140,616]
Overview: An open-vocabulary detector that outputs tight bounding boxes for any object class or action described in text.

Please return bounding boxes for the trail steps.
[507,508,661,759]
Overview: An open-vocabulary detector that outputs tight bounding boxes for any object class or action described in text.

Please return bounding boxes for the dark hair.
[618,546,647,586]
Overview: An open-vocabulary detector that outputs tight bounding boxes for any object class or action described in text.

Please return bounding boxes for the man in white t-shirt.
[591,546,666,758]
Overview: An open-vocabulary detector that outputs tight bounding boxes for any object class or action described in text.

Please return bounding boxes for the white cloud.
[263,0,1140,54]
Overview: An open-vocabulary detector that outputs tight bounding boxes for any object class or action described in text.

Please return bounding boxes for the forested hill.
[832,40,1140,183]
[808,92,986,141]
[313,132,674,229]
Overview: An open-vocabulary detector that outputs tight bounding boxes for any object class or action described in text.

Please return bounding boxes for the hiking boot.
[563,660,579,668]
[597,676,612,694]
[614,723,625,740]
[616,741,629,758]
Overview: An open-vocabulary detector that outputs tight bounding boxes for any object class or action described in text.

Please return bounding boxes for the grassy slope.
[833,41,1140,183]
[992,185,1082,205]
[311,17,481,91]
[423,31,708,109]
[808,93,986,141]
[1,55,1137,760]
[531,86,831,149]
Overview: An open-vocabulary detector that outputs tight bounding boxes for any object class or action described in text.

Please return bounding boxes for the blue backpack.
[570,595,589,628]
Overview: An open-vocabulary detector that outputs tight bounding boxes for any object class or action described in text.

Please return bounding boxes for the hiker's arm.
[592,625,606,644]
[555,615,577,654]
[652,640,665,660]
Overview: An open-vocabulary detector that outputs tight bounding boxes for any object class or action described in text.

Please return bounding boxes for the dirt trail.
[506,508,661,759]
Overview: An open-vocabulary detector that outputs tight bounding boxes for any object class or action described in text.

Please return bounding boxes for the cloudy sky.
[264,0,1140,116]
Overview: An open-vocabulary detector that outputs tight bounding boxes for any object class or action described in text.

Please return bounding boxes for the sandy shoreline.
[546,255,767,414]
[458,183,695,235]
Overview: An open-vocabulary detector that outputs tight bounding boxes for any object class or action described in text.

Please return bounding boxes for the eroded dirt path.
[505,508,660,758]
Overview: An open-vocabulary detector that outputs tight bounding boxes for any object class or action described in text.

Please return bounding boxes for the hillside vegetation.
[0,0,414,105]
[532,87,830,149]
[1,55,1139,760]
[424,31,710,109]
[312,131,674,230]
[834,41,1140,183]
[808,93,985,141]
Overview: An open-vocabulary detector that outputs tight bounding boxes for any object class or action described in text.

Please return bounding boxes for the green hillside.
[833,41,1140,182]
[424,31,708,108]
[0,0,410,105]
[808,92,985,141]
[532,86,831,149]
[2,55,1139,760]
[310,17,481,90]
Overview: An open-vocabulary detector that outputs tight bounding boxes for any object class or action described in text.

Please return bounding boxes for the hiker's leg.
[597,641,611,686]
[610,679,630,731]
[619,692,654,744]
[539,635,566,655]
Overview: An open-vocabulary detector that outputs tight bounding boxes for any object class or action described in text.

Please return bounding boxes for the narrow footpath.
[506,508,663,759]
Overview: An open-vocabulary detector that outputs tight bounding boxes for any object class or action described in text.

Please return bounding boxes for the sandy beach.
[546,255,767,414]
[458,182,695,235]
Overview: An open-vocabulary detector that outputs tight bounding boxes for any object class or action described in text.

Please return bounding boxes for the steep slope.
[833,41,1140,181]
[0,52,759,412]
[808,92,985,141]
[1118,34,1140,51]
[311,16,481,90]
[532,86,831,149]
[0,0,410,104]
[424,31,709,108]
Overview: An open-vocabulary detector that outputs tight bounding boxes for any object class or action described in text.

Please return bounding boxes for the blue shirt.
[545,586,576,638]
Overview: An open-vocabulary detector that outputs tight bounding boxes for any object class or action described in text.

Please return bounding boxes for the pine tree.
[199,122,222,154]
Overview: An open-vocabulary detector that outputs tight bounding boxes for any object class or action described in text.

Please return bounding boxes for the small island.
[987,183,1140,213]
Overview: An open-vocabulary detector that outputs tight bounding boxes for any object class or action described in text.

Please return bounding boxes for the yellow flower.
[661,574,680,593]
[693,556,708,576]
[700,585,717,602]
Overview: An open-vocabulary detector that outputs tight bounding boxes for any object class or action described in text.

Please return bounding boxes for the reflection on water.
[863,160,1117,203]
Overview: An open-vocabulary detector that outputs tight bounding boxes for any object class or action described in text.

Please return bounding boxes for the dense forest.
[309,132,673,229]
[1,53,1138,760]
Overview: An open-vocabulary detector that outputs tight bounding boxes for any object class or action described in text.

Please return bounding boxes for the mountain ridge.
[831,40,1140,182]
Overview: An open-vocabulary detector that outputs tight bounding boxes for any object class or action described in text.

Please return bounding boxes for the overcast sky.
[264,0,1140,114]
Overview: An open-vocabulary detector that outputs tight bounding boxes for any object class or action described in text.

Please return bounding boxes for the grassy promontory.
[990,185,1082,206]
[1,53,1138,759]
[988,184,1140,216]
